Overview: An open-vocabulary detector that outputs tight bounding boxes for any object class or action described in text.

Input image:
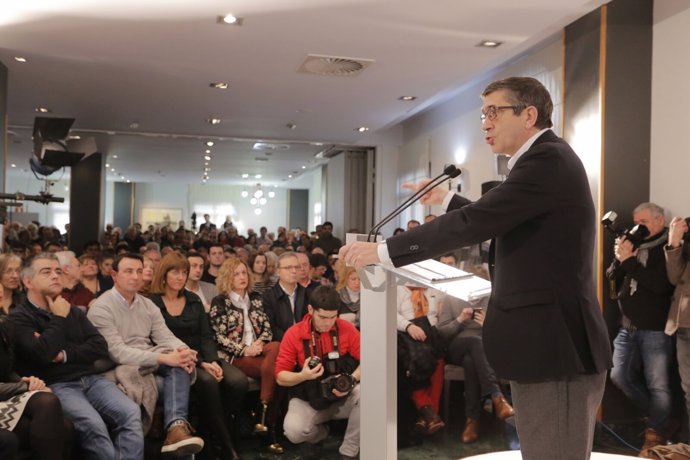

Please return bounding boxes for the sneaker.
[161,420,204,456]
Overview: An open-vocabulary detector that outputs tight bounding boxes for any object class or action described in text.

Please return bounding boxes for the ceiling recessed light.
[218,14,243,25]
[288,174,292,178]
[286,123,297,130]
[105,163,110,168]
[204,167,211,172]
[14,56,27,63]
[126,179,131,183]
[356,126,369,133]
[111,168,115,172]
[301,165,306,169]
[204,155,212,161]
[204,162,209,166]
[241,173,249,179]
[477,40,502,48]
[398,96,417,101]
[112,155,118,159]
[210,82,229,89]
[254,174,262,179]
[129,122,139,129]
[34,107,51,113]
[205,150,211,154]
[10,163,16,168]
[206,141,215,147]
[208,117,222,125]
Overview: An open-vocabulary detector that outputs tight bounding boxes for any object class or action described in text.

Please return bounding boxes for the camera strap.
[305,321,339,360]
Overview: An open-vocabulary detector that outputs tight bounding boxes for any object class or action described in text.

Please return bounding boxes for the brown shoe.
[492,395,515,420]
[461,417,479,443]
[161,420,204,456]
[638,428,665,458]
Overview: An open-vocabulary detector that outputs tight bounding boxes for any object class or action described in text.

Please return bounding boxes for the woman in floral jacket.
[209,257,283,453]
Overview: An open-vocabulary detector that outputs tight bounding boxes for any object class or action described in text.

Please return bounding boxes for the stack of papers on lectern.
[397,259,491,301]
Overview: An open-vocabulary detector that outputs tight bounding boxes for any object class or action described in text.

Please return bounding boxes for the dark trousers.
[445,334,500,418]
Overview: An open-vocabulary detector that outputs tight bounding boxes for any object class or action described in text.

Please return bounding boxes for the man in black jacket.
[10,253,143,460]
[262,252,308,342]
[607,202,675,455]
[340,77,612,460]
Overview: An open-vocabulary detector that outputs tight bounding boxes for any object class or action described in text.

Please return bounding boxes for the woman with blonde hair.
[336,265,361,328]
[150,252,247,460]
[0,254,23,315]
[209,258,283,454]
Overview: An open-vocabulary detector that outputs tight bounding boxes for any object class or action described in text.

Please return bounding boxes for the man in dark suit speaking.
[340,77,612,460]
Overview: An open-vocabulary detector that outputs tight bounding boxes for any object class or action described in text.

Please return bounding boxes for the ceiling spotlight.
[205,149,211,154]
[268,191,276,198]
[14,56,27,63]
[210,82,229,89]
[288,174,292,178]
[241,190,249,198]
[241,173,249,179]
[204,168,211,172]
[477,40,502,48]
[250,198,258,205]
[254,208,262,215]
[208,117,222,125]
[218,14,243,25]
[34,107,51,113]
[286,123,297,130]
[259,197,267,206]
[254,174,262,179]
[202,178,207,183]
[126,179,131,183]
[10,163,16,168]
[129,122,140,129]
[203,155,212,161]
[356,126,369,133]
[301,165,306,169]
[112,155,118,159]
[398,96,417,101]
[111,168,116,172]
[105,163,110,168]
[206,141,215,147]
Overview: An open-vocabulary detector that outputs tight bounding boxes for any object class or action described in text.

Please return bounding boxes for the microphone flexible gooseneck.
[366,165,460,242]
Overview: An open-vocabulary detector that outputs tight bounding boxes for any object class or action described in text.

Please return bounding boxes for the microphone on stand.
[367,164,461,242]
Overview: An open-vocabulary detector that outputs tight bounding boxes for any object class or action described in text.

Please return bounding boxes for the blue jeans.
[155,365,192,428]
[610,328,672,431]
[50,374,144,460]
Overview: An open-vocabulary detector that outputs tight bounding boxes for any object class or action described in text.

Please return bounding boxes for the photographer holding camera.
[606,202,675,456]
[275,285,360,460]
[664,216,690,439]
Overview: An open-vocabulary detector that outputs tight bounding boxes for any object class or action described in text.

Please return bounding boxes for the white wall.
[132,182,295,235]
[651,1,690,218]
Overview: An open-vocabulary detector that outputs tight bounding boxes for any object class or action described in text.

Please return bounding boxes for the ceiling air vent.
[298,54,374,77]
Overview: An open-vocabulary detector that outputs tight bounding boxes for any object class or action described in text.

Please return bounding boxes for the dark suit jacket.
[387,130,612,382]
[262,283,308,342]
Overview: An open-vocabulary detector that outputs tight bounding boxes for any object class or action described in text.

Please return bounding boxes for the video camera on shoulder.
[602,211,650,249]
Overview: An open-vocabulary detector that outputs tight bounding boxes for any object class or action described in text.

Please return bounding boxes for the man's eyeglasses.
[480,105,522,123]
[279,265,299,271]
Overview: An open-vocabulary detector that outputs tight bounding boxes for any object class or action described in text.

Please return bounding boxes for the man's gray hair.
[277,251,297,266]
[21,252,59,279]
[55,250,76,268]
[633,202,665,219]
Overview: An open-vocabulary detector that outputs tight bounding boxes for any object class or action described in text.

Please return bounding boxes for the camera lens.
[308,356,321,369]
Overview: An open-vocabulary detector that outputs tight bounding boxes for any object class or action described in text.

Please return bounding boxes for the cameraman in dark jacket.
[606,202,675,455]
[275,286,360,460]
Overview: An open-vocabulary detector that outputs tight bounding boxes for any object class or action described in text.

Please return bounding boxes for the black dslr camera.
[602,211,650,249]
[317,352,355,401]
